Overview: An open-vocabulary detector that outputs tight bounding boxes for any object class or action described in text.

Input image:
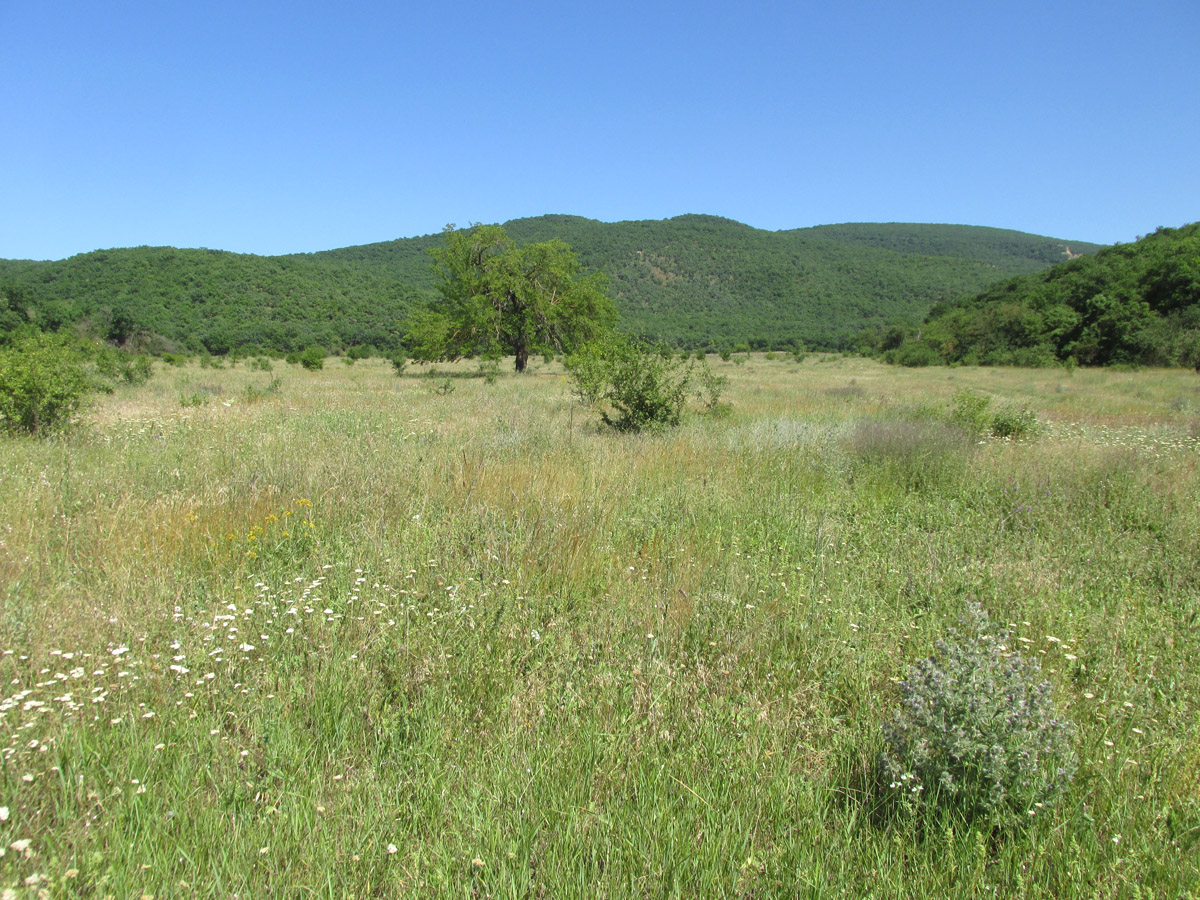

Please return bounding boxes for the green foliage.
[880,603,1077,828]
[600,341,690,432]
[564,341,610,408]
[427,372,455,395]
[567,335,726,432]
[989,405,1041,439]
[94,346,153,386]
[896,342,940,367]
[1,217,1100,358]
[299,347,326,371]
[950,390,1041,439]
[693,358,729,415]
[389,351,408,375]
[0,333,98,434]
[418,225,617,372]
[950,389,994,437]
[908,222,1200,367]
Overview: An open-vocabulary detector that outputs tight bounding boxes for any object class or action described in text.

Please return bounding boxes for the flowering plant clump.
[880,602,1077,827]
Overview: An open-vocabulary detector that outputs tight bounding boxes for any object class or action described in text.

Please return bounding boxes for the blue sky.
[3,0,1196,260]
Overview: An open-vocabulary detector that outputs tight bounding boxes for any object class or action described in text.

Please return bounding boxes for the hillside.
[887,222,1200,367]
[0,216,1101,353]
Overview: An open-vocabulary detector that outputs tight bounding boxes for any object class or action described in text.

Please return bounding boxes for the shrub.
[949,389,993,437]
[694,359,729,415]
[389,352,409,375]
[989,405,1041,439]
[567,336,698,432]
[880,602,1077,828]
[0,333,97,435]
[95,347,152,386]
[897,342,941,367]
[299,347,326,371]
[564,342,610,408]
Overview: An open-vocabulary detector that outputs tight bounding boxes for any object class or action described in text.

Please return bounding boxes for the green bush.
[989,405,1041,439]
[564,342,610,408]
[567,336,725,432]
[949,389,993,437]
[95,347,152,386]
[0,333,96,435]
[880,603,1077,828]
[389,352,408,376]
[299,347,326,371]
[897,342,941,367]
[604,347,689,430]
[950,390,1042,440]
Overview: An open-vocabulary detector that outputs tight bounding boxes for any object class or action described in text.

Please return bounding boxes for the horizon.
[2,213,1126,263]
[4,0,1196,261]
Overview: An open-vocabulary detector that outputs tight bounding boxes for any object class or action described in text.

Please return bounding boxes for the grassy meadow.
[1,354,1198,898]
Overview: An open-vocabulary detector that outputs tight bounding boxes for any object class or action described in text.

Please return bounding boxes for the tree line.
[866,223,1200,368]
[0,216,1098,357]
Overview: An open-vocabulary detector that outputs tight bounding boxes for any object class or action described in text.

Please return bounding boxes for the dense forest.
[874,222,1200,368]
[0,216,1099,355]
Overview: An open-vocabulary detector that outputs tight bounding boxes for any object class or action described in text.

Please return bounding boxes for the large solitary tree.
[411,224,616,372]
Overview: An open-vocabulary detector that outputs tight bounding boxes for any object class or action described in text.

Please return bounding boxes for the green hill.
[0,216,1102,354]
[886,222,1200,367]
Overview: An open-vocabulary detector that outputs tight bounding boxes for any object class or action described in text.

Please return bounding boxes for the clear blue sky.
[3,0,1196,260]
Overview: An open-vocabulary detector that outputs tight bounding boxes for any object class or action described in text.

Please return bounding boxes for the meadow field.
[0,354,1197,898]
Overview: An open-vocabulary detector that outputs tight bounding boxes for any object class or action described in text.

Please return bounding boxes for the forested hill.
[0,215,1100,354]
[887,222,1200,368]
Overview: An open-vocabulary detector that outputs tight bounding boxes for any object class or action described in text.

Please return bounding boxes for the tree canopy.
[875,222,1200,368]
[0,216,1099,356]
[413,225,616,371]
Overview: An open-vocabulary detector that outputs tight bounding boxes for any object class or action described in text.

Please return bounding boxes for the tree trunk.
[514,344,529,372]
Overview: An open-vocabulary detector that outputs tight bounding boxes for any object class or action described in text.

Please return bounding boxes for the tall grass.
[0,356,1197,897]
